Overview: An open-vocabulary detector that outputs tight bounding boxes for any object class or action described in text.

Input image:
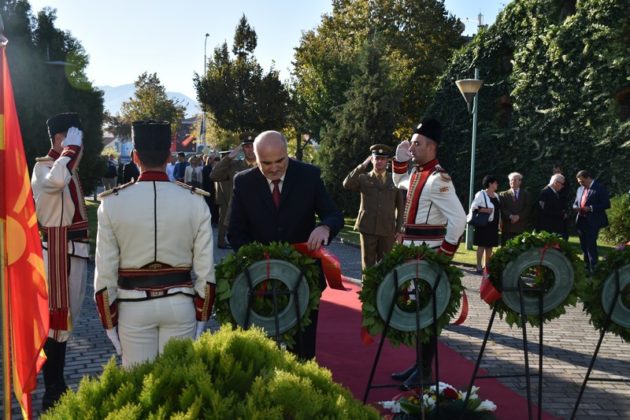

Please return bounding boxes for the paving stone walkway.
[2,234,628,419]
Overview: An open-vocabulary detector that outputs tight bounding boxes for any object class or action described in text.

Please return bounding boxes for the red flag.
[0,45,49,418]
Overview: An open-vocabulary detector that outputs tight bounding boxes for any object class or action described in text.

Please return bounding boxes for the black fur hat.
[46,112,82,139]
[132,120,171,151]
[413,117,442,143]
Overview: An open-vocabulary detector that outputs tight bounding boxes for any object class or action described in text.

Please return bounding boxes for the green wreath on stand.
[214,242,321,349]
[486,231,587,327]
[579,245,630,342]
[359,244,464,347]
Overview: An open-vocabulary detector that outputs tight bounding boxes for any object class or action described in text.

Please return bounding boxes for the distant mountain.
[98,84,201,117]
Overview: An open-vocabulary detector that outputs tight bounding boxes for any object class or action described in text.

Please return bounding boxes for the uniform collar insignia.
[137,171,169,182]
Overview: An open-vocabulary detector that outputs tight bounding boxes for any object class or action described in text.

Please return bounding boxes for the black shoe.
[401,368,432,390]
[391,365,416,382]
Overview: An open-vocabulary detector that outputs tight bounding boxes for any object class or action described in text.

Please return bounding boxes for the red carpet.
[316,281,560,419]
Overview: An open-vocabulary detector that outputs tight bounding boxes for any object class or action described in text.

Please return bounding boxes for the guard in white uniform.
[94,120,215,368]
[31,112,89,411]
[390,117,466,390]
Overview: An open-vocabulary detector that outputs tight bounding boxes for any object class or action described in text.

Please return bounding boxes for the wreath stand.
[463,279,548,420]
[362,264,443,411]
[571,268,630,419]
[241,263,307,356]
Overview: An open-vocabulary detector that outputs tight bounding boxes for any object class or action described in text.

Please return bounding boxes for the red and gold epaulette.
[433,164,452,181]
[97,181,135,199]
[174,180,210,197]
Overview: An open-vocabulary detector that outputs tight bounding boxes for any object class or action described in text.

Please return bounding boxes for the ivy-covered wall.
[427,0,629,206]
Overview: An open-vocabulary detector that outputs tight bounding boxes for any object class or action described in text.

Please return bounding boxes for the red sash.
[46,220,88,331]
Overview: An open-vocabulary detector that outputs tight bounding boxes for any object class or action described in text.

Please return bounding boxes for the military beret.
[413,117,442,143]
[132,120,171,151]
[370,144,392,157]
[46,112,82,139]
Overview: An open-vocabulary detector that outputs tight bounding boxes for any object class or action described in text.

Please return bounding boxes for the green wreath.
[214,242,321,348]
[486,231,586,327]
[579,245,630,342]
[360,244,464,347]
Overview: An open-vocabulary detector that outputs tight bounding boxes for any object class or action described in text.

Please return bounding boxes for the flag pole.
[1,218,11,420]
[0,15,12,418]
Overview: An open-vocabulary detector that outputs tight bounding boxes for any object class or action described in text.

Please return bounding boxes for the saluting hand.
[395,140,412,162]
[307,225,331,251]
[62,127,83,148]
[362,155,372,167]
[228,145,242,159]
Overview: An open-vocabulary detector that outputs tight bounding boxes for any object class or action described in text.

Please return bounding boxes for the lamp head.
[455,78,483,113]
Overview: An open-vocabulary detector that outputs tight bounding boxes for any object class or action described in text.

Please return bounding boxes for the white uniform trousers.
[43,241,88,342]
[118,294,196,368]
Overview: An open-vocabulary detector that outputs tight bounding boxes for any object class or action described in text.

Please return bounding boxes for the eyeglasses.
[556,181,565,185]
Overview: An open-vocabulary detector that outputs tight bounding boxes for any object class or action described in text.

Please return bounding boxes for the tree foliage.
[426,0,630,210]
[319,37,401,212]
[194,15,289,144]
[2,0,104,193]
[291,0,465,213]
[120,72,185,134]
[292,0,465,142]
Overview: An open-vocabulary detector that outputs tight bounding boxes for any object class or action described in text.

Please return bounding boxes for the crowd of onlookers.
[101,151,223,228]
[101,152,611,275]
[466,165,610,275]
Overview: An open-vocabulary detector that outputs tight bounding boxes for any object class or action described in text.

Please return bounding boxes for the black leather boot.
[400,337,436,390]
[401,367,433,390]
[391,364,416,382]
[41,339,68,412]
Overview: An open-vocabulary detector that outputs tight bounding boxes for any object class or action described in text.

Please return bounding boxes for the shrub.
[601,194,630,245]
[43,326,379,419]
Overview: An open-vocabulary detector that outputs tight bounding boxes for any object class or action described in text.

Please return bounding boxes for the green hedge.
[601,194,630,245]
[44,327,379,419]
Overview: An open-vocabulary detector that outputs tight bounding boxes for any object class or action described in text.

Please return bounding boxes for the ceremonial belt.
[41,228,88,242]
[402,223,446,241]
[118,268,192,290]
[40,220,89,242]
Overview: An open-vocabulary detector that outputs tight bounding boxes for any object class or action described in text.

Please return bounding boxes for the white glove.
[395,140,412,162]
[62,127,83,148]
[105,328,122,355]
[195,321,206,339]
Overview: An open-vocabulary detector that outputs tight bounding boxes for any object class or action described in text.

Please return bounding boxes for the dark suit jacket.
[534,185,566,235]
[573,180,610,229]
[122,163,140,184]
[499,188,532,234]
[228,159,344,252]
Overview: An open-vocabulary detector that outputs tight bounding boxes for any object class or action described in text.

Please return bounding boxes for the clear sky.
[26,0,506,99]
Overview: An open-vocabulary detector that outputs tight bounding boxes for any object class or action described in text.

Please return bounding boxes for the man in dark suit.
[211,136,257,249]
[534,174,567,238]
[499,172,532,244]
[228,130,344,360]
[572,170,610,273]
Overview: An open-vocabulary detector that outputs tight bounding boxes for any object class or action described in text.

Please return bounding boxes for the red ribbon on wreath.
[480,266,501,304]
[292,243,348,290]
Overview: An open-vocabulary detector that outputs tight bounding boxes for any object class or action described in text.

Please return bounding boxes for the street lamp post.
[455,68,483,250]
[202,33,209,148]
